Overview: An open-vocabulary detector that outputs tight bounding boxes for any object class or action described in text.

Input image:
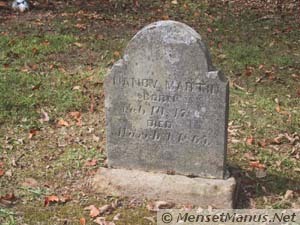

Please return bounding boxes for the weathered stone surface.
[93,168,237,208]
[105,20,229,179]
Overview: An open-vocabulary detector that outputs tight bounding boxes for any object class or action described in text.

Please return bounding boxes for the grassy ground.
[0,0,300,224]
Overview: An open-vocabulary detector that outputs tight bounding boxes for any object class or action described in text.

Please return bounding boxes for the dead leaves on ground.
[147,201,175,212]
[85,205,100,218]
[84,159,98,167]
[57,111,83,127]
[246,132,299,147]
[246,136,255,145]
[28,129,39,139]
[57,118,70,127]
[94,217,115,225]
[249,161,266,169]
[84,203,115,218]
[0,193,16,206]
[80,217,86,225]
[84,203,119,224]
[39,109,50,123]
[69,111,82,126]
[44,195,71,206]
[0,161,4,177]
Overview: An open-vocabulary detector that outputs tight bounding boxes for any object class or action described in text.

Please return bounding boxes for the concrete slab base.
[92,168,238,208]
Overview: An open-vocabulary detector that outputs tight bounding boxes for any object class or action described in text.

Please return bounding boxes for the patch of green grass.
[18,187,49,200]
[21,204,86,225]
[0,208,17,225]
[0,69,88,126]
[54,147,105,171]
[0,34,76,66]
[0,32,87,126]
[224,44,263,70]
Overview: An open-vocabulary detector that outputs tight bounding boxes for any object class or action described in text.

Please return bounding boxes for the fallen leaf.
[84,205,100,218]
[249,161,266,169]
[59,195,72,203]
[113,213,121,221]
[80,218,86,225]
[72,86,81,90]
[181,204,194,210]
[69,111,81,119]
[144,217,155,223]
[147,201,175,212]
[162,15,169,20]
[244,66,253,76]
[246,136,255,145]
[275,98,281,112]
[171,0,178,4]
[5,169,12,177]
[84,159,98,167]
[29,129,39,139]
[75,23,87,30]
[194,11,200,17]
[94,217,107,225]
[113,51,120,58]
[22,178,39,188]
[92,134,100,142]
[32,83,41,90]
[40,109,50,122]
[57,119,70,127]
[294,168,300,172]
[74,42,83,48]
[69,111,82,126]
[284,190,294,200]
[284,133,300,145]
[99,204,113,215]
[42,40,50,46]
[272,134,285,144]
[243,152,256,160]
[0,193,16,201]
[258,64,265,70]
[30,63,38,70]
[258,139,268,147]
[0,169,4,176]
[44,195,59,206]
[207,27,213,33]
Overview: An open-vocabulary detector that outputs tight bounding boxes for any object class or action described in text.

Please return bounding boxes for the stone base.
[92,168,238,208]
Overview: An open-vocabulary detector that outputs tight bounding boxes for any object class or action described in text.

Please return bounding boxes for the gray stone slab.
[105,20,229,179]
[93,168,237,208]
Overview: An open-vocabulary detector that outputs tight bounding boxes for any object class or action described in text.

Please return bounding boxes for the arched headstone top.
[120,20,216,78]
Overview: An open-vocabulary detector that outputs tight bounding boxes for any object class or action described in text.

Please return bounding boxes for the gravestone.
[105,20,228,179]
[94,20,237,208]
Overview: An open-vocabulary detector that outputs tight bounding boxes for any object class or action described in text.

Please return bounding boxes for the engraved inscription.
[114,127,210,146]
[113,76,220,95]
[137,90,180,103]
[147,119,172,129]
[113,76,159,89]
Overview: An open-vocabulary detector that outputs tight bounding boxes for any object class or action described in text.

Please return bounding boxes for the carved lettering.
[147,119,172,129]
[114,127,210,146]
